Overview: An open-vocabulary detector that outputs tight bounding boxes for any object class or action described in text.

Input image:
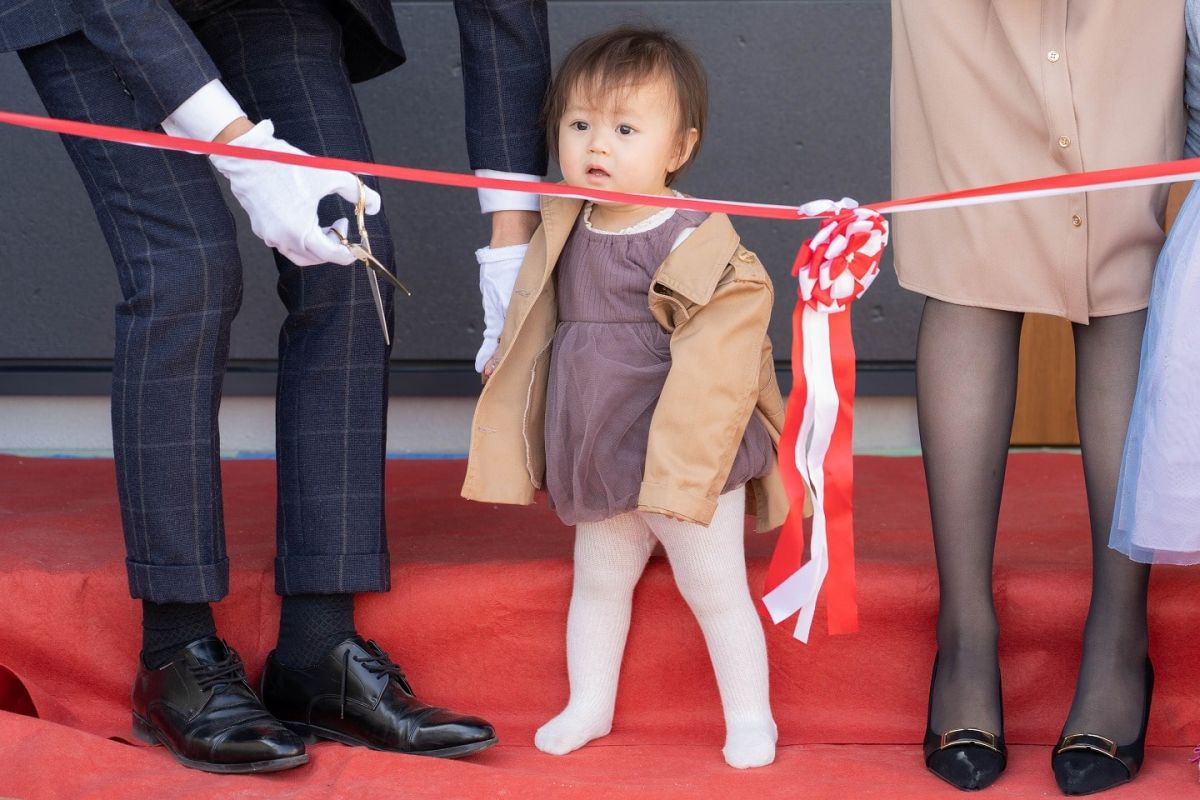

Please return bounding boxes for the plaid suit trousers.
[19,0,395,602]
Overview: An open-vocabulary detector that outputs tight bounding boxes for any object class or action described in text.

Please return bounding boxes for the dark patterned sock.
[275,593,357,669]
[141,601,217,669]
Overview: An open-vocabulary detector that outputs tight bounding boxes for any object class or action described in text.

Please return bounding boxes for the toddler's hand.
[481,352,501,384]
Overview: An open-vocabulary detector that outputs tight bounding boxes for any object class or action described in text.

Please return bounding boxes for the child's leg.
[535,511,656,755]
[643,486,776,769]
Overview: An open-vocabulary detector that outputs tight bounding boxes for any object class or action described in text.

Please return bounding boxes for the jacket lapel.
[537,194,584,290]
[651,212,741,306]
[496,195,582,358]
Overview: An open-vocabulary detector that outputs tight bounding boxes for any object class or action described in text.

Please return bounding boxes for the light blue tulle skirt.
[1110,183,1200,564]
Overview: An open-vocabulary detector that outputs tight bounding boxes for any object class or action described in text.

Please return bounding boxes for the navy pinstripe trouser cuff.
[274,552,391,596]
[126,557,230,604]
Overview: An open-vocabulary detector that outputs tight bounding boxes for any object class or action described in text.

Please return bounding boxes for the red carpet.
[1,453,1197,798]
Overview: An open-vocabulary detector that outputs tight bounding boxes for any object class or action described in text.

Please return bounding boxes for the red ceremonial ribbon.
[823,311,859,634]
[0,110,815,220]
[5,109,1198,218]
[4,109,1199,643]
[765,304,811,625]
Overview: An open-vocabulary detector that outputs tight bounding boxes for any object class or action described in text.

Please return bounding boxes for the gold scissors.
[336,178,411,345]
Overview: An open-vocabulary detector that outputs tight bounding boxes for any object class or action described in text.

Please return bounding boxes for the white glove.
[208,120,381,267]
[473,243,527,372]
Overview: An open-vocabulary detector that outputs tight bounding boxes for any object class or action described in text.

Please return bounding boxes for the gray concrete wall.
[0,0,914,391]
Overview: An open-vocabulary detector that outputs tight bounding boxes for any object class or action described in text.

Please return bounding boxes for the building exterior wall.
[0,0,911,392]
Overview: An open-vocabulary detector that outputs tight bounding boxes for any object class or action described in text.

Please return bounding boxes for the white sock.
[644,486,777,769]
[535,511,656,756]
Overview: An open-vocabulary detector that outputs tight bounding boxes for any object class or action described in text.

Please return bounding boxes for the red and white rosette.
[762,199,888,642]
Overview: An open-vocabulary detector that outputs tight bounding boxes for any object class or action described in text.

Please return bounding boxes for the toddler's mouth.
[587,167,611,178]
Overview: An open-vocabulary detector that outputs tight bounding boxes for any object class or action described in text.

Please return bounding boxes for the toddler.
[462,26,790,769]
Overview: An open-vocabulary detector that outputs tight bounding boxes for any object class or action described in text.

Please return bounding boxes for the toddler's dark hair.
[542,26,708,186]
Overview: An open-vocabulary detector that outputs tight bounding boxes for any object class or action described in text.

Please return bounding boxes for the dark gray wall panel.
[0,0,916,383]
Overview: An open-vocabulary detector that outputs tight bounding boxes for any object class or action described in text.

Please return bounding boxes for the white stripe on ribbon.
[874,169,1200,216]
[761,307,840,642]
[556,164,1200,219]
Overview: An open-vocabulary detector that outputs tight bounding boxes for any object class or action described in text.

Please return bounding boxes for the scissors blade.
[366,268,390,346]
[349,244,410,295]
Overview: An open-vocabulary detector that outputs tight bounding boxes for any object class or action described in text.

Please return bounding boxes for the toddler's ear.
[670,127,701,172]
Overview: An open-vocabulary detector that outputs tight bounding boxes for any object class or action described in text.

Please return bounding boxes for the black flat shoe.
[131,636,308,773]
[1052,659,1154,796]
[261,636,497,759]
[923,653,1007,791]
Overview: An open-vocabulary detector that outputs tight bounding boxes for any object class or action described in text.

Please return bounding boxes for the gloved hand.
[473,243,527,373]
[208,120,380,267]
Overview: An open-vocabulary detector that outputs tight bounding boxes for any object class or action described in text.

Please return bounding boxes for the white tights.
[534,485,777,768]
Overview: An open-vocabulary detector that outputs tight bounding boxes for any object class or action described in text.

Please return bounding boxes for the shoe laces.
[189,649,247,692]
[339,641,413,719]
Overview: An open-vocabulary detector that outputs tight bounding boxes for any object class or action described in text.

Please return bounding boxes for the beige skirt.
[890,0,1186,323]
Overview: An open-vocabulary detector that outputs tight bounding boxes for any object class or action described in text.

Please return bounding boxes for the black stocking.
[1062,309,1151,742]
[916,298,1023,735]
[918,299,1151,744]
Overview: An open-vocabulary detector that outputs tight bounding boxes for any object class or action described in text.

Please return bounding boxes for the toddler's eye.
[617,124,634,135]
[570,120,589,131]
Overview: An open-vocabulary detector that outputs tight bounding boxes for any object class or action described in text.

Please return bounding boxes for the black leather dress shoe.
[260,636,497,758]
[131,636,308,773]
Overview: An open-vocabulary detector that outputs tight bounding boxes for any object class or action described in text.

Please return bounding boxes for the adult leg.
[1055,310,1152,794]
[194,0,393,651]
[18,33,305,774]
[19,34,240,618]
[916,298,1023,787]
[200,0,495,756]
[536,513,657,755]
[644,487,776,769]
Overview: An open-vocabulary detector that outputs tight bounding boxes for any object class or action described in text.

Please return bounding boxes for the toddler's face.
[557,75,694,199]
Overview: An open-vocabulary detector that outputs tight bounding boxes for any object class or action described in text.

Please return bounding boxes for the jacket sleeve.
[69,0,220,129]
[639,266,775,525]
[453,0,549,176]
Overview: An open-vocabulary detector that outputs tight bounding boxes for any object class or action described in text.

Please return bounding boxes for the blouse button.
[1071,214,1084,227]
[1057,136,1072,149]
[1048,50,1061,63]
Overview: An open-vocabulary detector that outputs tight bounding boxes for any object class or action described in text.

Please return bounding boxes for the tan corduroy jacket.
[461,195,798,532]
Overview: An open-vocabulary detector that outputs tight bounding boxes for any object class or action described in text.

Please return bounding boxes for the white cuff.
[162,79,247,142]
[475,169,542,214]
[475,243,529,265]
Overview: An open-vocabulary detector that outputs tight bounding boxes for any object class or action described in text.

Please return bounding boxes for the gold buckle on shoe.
[940,728,1001,753]
[1057,733,1118,758]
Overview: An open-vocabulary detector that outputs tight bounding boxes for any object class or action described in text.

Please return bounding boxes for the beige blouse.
[891,0,1186,323]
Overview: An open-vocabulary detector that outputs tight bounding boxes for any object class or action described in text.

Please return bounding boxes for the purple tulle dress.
[543,206,773,526]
